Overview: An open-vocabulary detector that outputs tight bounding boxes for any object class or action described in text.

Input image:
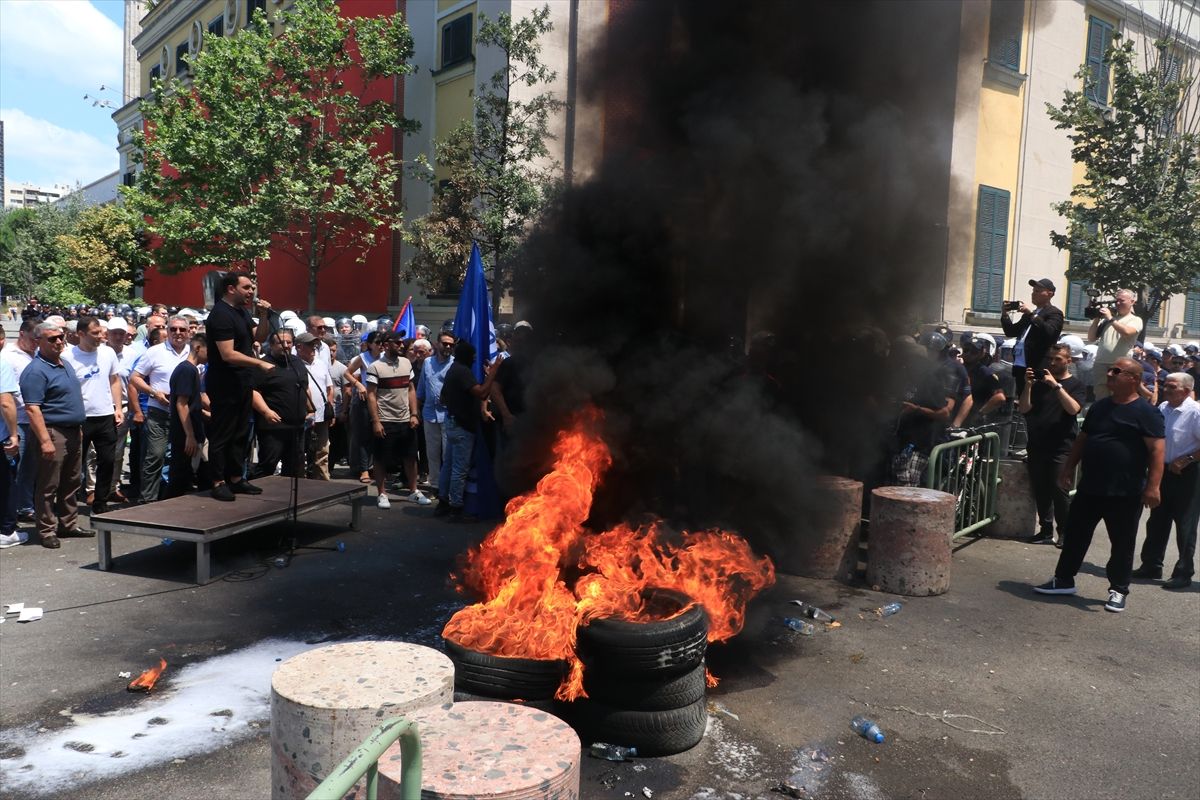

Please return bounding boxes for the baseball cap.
[1058,334,1085,359]
[1029,278,1056,292]
[294,332,318,345]
[107,318,129,333]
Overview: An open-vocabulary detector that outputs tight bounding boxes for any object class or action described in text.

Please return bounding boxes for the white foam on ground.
[703,717,763,782]
[0,637,359,797]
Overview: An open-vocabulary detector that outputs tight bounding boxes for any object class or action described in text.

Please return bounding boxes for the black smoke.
[505,0,965,559]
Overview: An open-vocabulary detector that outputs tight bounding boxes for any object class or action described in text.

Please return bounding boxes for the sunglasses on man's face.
[169,327,189,333]
[43,334,64,342]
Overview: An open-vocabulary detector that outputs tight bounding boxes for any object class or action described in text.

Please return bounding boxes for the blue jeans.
[444,417,475,507]
[15,422,36,513]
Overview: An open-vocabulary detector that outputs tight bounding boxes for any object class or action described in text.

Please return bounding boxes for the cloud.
[1,108,117,188]
[0,0,123,91]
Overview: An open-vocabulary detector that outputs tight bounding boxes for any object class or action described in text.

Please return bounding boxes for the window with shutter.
[1185,281,1200,333]
[1158,49,1183,134]
[176,41,190,76]
[987,0,1023,71]
[971,186,1010,313]
[246,0,267,27]
[209,16,224,37]
[1086,16,1114,105]
[1065,221,1098,319]
[441,14,473,69]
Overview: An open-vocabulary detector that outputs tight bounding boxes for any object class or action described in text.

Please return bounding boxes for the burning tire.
[576,589,708,676]
[443,638,567,701]
[566,696,708,757]
[582,662,707,712]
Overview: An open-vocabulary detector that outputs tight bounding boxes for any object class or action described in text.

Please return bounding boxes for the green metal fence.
[925,431,1001,539]
[306,717,422,800]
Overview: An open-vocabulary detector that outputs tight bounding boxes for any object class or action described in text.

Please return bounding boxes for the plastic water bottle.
[589,742,637,761]
[161,537,173,547]
[336,541,346,552]
[783,617,816,635]
[790,601,835,623]
[850,715,885,743]
[878,602,902,617]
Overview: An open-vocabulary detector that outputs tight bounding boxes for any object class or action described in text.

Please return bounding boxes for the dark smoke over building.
[508,0,965,557]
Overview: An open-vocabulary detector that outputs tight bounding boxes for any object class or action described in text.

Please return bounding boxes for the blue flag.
[393,296,416,338]
[443,241,502,519]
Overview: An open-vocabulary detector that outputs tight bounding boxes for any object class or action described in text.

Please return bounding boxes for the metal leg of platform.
[97,530,112,571]
[196,540,211,585]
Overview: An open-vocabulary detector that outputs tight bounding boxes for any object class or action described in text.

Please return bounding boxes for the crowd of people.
[0,274,534,551]
[888,279,1199,613]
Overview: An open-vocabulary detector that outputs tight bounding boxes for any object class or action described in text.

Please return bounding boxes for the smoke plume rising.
[506,0,965,559]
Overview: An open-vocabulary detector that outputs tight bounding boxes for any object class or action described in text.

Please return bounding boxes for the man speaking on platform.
[206,273,274,501]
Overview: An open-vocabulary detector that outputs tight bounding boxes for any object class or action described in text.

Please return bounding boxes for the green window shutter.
[1066,280,1090,320]
[1185,281,1200,333]
[972,186,1010,313]
[1086,16,1114,105]
[988,0,1023,71]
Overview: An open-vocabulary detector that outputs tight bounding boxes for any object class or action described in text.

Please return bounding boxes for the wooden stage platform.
[90,477,368,584]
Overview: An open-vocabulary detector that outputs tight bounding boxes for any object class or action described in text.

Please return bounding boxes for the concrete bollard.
[270,641,455,800]
[377,700,581,800]
[986,459,1038,539]
[777,476,863,582]
[867,486,955,596]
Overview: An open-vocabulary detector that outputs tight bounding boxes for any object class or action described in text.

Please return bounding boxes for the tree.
[57,204,150,303]
[123,0,417,312]
[406,5,564,311]
[0,200,85,305]
[1048,29,1200,321]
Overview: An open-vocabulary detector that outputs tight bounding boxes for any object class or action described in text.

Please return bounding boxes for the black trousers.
[1055,493,1143,594]
[1026,449,1071,535]
[82,414,117,513]
[257,427,304,478]
[1139,464,1200,579]
[208,391,252,484]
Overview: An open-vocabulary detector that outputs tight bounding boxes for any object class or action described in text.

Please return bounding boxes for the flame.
[441,406,775,700]
[127,659,168,692]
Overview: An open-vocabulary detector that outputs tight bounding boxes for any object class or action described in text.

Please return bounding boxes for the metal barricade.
[925,430,1001,540]
[306,717,422,800]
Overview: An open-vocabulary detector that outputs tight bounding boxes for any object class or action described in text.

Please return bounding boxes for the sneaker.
[407,490,432,506]
[229,480,263,495]
[1130,565,1162,580]
[211,484,236,502]
[1033,577,1076,595]
[0,531,28,549]
[1029,532,1055,545]
[377,495,391,509]
[1104,590,1127,612]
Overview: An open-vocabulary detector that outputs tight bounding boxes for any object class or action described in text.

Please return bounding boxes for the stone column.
[867,486,955,596]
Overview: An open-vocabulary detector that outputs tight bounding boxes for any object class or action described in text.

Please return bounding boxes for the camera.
[1082,287,1116,319]
[1002,300,1022,312]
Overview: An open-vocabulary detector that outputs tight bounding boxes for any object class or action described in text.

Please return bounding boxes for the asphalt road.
[0,486,1197,800]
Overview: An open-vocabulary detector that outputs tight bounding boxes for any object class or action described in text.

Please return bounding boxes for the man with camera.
[1001,279,1064,395]
[1088,289,1142,401]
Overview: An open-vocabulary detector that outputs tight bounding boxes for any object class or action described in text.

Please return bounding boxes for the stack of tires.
[566,589,710,756]
[443,638,566,707]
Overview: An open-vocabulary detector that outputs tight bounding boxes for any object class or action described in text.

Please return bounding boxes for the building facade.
[4,182,72,209]
[947,0,1200,339]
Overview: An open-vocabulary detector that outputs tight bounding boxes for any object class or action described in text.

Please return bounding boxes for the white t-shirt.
[133,341,190,412]
[63,344,120,417]
[1,343,34,424]
[304,355,333,423]
[109,344,140,405]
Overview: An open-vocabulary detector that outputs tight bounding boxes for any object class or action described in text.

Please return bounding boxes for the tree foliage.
[0,200,89,305]
[1048,32,1200,320]
[57,204,150,303]
[406,5,564,307]
[123,0,417,312]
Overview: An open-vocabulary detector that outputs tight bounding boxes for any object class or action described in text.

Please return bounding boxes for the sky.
[1,0,125,191]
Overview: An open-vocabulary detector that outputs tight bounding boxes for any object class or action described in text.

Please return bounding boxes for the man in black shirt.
[438,341,498,520]
[205,272,273,501]
[166,334,208,498]
[1002,278,1064,395]
[251,330,310,478]
[1034,358,1165,612]
[1018,343,1085,545]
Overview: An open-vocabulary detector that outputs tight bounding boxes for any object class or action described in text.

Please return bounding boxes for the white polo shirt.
[63,344,120,418]
[1,343,34,424]
[133,341,190,412]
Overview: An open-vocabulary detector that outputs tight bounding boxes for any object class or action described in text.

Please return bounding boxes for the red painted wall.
[142,0,405,314]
